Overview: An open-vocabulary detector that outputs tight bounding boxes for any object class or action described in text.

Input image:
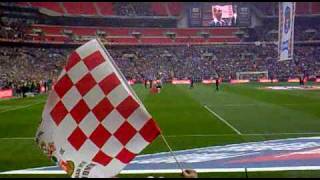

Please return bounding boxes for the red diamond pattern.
[70,99,90,124]
[83,51,105,71]
[92,151,112,166]
[68,127,87,151]
[54,75,73,98]
[65,51,81,71]
[114,122,137,145]
[116,148,136,164]
[99,73,121,95]
[50,101,68,126]
[116,96,140,119]
[92,98,114,122]
[89,124,111,148]
[75,73,97,96]
[139,119,161,143]
[46,41,162,173]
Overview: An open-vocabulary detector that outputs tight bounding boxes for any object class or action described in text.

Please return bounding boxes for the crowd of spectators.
[113,2,154,16]
[0,17,31,40]
[1,6,320,93]
[252,18,320,42]
[1,44,320,91]
[0,46,66,96]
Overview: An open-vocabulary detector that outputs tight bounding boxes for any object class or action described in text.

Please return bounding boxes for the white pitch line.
[204,105,242,135]
[0,101,45,114]
[212,102,320,108]
[166,132,320,137]
[3,166,320,175]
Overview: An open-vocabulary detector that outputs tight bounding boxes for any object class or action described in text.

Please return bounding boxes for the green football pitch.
[1,82,320,178]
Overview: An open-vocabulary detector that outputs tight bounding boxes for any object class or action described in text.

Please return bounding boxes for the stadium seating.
[311,2,320,14]
[29,2,65,14]
[254,2,275,16]
[62,2,97,16]
[27,24,240,44]
[296,2,310,15]
[167,2,183,16]
[150,2,168,16]
[95,2,113,16]
[15,2,30,7]
[107,37,138,44]
[14,2,320,17]
[140,37,172,44]
[253,2,320,16]
[14,2,183,17]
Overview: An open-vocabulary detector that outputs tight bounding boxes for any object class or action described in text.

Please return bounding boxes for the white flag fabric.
[278,2,295,61]
[35,39,161,178]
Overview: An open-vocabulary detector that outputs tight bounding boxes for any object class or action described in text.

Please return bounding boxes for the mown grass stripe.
[0,101,45,114]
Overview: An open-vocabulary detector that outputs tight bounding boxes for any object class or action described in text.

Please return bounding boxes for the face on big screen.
[213,8,223,20]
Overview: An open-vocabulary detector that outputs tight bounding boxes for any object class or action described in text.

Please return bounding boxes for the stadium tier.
[14,2,320,17]
[24,24,240,44]
[253,2,320,16]
[0,44,319,91]
[15,2,184,17]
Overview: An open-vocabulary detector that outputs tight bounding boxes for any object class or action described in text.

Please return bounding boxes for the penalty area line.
[204,105,242,135]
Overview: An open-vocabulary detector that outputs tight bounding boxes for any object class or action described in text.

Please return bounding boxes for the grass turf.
[0,83,320,178]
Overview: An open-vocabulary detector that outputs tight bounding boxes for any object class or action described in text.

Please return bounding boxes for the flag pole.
[160,134,184,172]
[95,38,185,173]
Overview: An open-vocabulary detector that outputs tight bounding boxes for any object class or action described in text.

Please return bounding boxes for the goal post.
[236,71,269,80]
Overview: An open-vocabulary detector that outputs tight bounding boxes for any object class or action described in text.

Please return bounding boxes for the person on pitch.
[144,79,148,89]
[190,76,194,89]
[215,76,220,91]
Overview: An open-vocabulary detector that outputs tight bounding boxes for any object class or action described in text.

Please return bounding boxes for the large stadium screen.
[188,3,250,27]
[208,5,236,27]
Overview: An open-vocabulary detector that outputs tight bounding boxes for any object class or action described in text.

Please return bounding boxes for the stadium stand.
[14,2,184,17]
[1,43,320,91]
[95,2,113,16]
[1,2,320,92]
[150,2,168,16]
[62,2,97,16]
[22,24,240,44]
[252,2,320,16]
[311,2,320,14]
[29,2,65,14]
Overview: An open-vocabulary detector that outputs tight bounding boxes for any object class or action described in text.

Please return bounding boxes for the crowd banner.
[278,2,295,61]
[287,78,300,83]
[202,79,223,84]
[0,89,13,99]
[171,80,191,84]
[230,80,250,84]
[259,79,279,83]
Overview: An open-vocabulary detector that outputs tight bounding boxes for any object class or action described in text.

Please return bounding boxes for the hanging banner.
[278,2,295,61]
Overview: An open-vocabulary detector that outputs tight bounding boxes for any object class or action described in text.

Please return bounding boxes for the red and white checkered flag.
[35,39,161,178]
